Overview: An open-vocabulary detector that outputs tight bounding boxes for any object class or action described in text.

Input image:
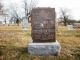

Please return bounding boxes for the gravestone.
[31,8,55,42]
[67,25,74,30]
[28,8,61,56]
[73,23,80,28]
[22,17,29,31]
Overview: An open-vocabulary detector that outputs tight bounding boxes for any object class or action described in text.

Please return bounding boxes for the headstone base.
[28,40,61,56]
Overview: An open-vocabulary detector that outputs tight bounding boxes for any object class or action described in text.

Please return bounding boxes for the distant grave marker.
[73,23,80,29]
[22,17,29,31]
[28,8,61,56]
[67,25,74,30]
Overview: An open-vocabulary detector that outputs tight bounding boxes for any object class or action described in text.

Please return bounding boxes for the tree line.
[0,0,39,25]
[59,8,80,26]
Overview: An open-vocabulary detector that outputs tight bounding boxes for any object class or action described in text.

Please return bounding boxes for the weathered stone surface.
[31,8,56,42]
[22,17,29,29]
[28,40,61,56]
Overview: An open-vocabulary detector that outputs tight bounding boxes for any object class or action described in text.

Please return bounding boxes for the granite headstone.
[28,8,61,56]
[31,8,56,42]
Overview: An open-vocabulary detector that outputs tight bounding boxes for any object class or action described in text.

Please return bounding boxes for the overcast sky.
[2,0,80,20]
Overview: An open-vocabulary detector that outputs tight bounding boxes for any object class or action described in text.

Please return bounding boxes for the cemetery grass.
[0,25,80,60]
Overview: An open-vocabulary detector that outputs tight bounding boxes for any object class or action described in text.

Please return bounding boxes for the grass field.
[0,25,80,60]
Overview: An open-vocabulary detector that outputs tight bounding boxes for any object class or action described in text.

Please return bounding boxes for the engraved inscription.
[31,8,56,42]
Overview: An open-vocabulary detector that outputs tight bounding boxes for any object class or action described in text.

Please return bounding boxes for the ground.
[0,24,80,60]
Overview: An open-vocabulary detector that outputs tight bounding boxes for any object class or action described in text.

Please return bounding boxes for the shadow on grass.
[0,46,29,60]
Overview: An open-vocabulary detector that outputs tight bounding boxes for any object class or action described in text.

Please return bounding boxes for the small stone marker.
[28,8,61,56]
[22,17,29,31]
[67,25,74,30]
[73,23,80,28]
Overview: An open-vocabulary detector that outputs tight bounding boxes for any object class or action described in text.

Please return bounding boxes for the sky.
[37,0,80,20]
[2,0,80,20]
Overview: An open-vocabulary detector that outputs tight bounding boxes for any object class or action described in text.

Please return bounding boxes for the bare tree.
[2,0,39,26]
[11,10,21,25]
[23,0,39,22]
[0,1,8,25]
[0,1,4,15]
[0,3,3,11]
[9,5,21,26]
[60,8,71,26]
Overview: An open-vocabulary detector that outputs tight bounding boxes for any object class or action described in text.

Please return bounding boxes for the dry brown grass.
[0,25,80,60]
[57,26,80,60]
